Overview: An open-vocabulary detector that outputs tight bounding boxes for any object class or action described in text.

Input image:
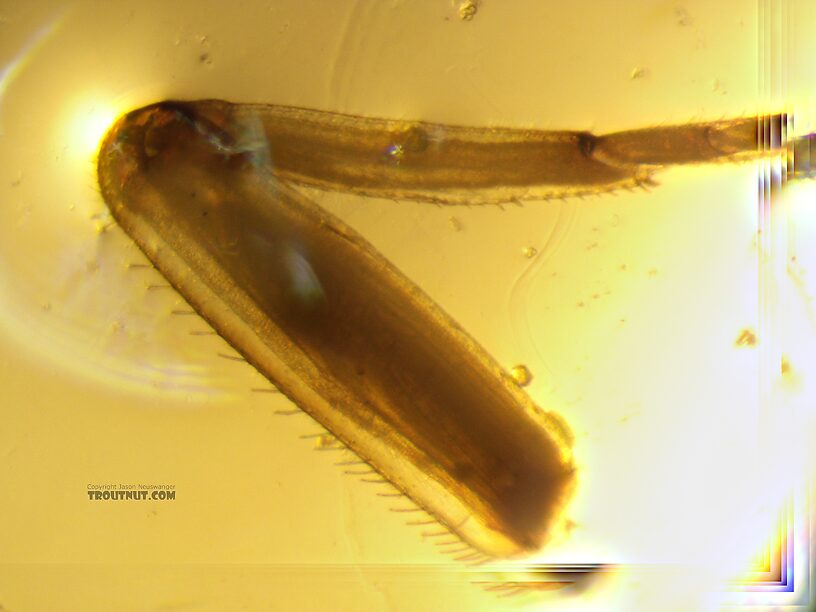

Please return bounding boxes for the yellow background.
[1,1,815,610]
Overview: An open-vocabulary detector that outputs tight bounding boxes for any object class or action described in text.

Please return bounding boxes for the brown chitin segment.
[792,133,815,178]
[147,101,790,204]
[97,102,576,558]
[593,116,771,168]
[178,99,637,204]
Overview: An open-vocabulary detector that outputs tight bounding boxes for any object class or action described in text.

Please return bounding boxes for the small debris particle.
[458,0,478,21]
[630,67,647,80]
[315,434,338,449]
[734,328,757,348]
[675,6,693,26]
[781,356,791,376]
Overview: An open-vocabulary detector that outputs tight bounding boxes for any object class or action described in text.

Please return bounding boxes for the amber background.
[0,1,815,610]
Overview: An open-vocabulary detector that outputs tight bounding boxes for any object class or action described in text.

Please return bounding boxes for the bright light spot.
[64,100,120,160]
[57,94,130,170]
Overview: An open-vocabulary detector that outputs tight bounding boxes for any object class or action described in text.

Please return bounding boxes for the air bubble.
[385,143,404,165]
[510,365,532,387]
